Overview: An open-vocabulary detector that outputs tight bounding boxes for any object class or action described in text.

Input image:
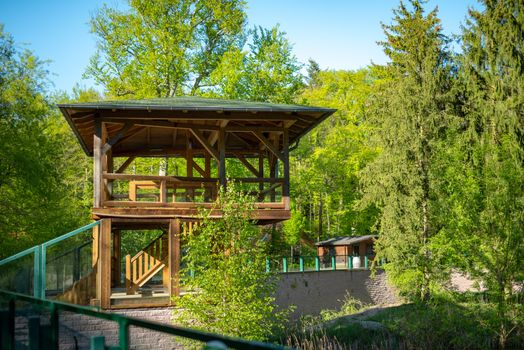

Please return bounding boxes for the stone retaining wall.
[275,269,397,319]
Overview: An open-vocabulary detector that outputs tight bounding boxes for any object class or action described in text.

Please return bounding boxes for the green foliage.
[360,1,455,302]
[438,0,524,345]
[284,68,380,252]
[85,0,247,98]
[174,185,289,341]
[208,25,304,103]
[0,25,91,258]
[86,1,303,102]
[282,206,305,247]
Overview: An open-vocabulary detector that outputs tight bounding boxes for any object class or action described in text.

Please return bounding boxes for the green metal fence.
[265,255,377,273]
[0,289,285,350]
[0,221,101,300]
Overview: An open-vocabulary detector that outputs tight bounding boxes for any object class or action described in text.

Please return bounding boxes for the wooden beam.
[116,156,136,174]
[252,131,284,162]
[208,120,229,146]
[93,118,103,208]
[168,219,181,300]
[112,230,121,287]
[218,127,226,188]
[189,128,219,160]
[117,127,146,144]
[172,129,178,147]
[101,118,220,131]
[226,126,284,133]
[235,154,260,177]
[283,128,290,208]
[102,122,134,154]
[190,158,206,177]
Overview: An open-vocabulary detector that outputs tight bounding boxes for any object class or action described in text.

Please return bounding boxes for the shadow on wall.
[275,269,397,319]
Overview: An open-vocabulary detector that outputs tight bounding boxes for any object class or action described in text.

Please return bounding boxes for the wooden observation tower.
[57,97,335,309]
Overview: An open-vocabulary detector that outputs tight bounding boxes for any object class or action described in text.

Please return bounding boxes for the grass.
[280,293,523,350]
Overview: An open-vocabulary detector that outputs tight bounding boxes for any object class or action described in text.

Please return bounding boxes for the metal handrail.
[0,289,285,350]
[0,221,102,299]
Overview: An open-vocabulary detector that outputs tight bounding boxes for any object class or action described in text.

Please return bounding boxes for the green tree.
[0,26,90,258]
[285,68,380,248]
[442,0,524,345]
[209,25,304,103]
[85,0,247,98]
[360,1,455,301]
[174,185,288,341]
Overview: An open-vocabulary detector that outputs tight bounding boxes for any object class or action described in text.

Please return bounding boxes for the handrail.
[130,233,165,263]
[0,289,285,350]
[103,173,286,183]
[0,246,38,267]
[0,221,102,299]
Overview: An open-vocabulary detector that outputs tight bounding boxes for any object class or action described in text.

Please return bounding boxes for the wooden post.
[258,153,264,202]
[168,219,181,301]
[186,132,194,201]
[93,118,103,208]
[218,127,226,189]
[97,219,112,309]
[283,128,290,210]
[204,154,211,201]
[105,149,114,200]
[112,230,121,287]
[160,180,167,203]
[92,224,99,267]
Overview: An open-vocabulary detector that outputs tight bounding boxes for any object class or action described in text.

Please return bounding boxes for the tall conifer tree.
[446,0,524,345]
[361,1,454,301]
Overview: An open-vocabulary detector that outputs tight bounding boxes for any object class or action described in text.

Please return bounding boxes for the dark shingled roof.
[315,235,377,246]
[57,96,335,113]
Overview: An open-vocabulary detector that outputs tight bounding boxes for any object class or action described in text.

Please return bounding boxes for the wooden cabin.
[316,235,377,268]
[57,96,335,309]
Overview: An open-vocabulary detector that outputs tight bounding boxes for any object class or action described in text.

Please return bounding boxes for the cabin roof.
[57,96,336,156]
[315,235,377,246]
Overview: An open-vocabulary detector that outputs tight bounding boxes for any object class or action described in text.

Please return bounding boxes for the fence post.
[365,256,369,269]
[265,258,270,273]
[348,256,353,270]
[315,256,320,271]
[49,303,58,350]
[299,257,304,272]
[28,316,40,350]
[33,246,41,299]
[90,336,106,350]
[1,300,15,350]
[119,318,129,350]
[282,257,288,273]
[331,256,336,271]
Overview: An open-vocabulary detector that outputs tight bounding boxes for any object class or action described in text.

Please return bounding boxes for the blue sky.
[0,0,479,94]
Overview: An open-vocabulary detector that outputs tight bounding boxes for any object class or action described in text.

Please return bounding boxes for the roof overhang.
[57,97,336,157]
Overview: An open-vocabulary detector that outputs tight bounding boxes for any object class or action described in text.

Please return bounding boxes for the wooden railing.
[102,173,288,210]
[125,233,167,294]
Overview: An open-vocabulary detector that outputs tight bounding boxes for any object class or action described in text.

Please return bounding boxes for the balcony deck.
[93,173,291,224]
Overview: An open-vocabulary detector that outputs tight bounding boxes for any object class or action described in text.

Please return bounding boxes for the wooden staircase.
[125,233,168,294]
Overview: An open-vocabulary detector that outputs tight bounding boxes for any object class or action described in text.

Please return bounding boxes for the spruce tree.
[447,0,524,345]
[360,0,454,301]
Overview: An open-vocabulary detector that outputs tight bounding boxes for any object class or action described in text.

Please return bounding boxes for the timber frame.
[58,96,335,309]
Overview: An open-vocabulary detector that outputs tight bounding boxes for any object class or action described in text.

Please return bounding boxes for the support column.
[93,118,103,208]
[218,127,226,189]
[168,219,181,302]
[258,152,264,202]
[96,219,112,309]
[112,230,121,287]
[283,128,290,210]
